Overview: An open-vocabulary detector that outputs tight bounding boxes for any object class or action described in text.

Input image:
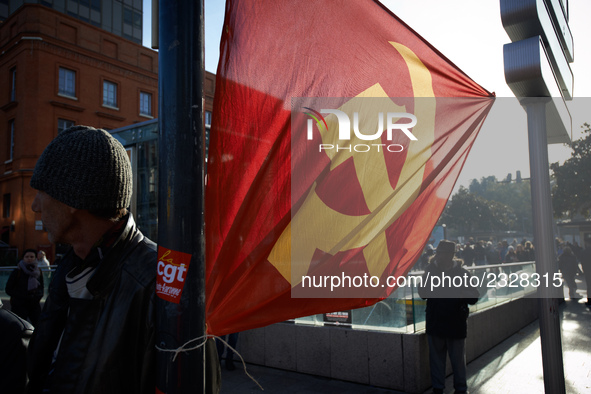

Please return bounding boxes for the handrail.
[0,265,57,271]
[408,260,536,276]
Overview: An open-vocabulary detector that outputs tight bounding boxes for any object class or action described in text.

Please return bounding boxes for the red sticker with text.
[156,246,191,304]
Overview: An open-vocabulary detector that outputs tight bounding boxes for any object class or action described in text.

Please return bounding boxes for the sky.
[143,0,591,192]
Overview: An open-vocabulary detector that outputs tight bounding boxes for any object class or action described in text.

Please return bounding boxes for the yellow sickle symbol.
[268,42,436,285]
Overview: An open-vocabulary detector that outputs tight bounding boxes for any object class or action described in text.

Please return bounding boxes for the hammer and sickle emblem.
[268,42,437,286]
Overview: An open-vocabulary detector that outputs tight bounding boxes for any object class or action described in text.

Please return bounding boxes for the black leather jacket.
[0,300,34,393]
[26,214,157,394]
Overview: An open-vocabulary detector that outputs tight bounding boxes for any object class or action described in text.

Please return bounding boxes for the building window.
[140,92,152,116]
[133,10,142,28]
[124,6,133,25]
[10,67,16,101]
[103,80,118,108]
[0,0,10,21]
[58,119,75,133]
[205,111,212,127]
[6,120,14,162]
[2,194,10,218]
[58,67,76,97]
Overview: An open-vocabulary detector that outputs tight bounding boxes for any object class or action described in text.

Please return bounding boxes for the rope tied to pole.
[156,334,264,391]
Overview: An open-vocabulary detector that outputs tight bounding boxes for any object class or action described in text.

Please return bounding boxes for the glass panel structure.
[1,0,143,44]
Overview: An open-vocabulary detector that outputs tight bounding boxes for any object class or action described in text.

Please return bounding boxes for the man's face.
[32,191,76,245]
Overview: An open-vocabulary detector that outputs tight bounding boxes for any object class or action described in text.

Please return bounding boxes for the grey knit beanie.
[30,125,132,210]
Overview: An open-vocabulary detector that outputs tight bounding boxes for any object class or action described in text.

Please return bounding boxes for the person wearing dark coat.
[580,240,591,307]
[559,246,580,299]
[5,248,44,326]
[419,240,480,394]
[25,125,220,393]
[0,298,34,393]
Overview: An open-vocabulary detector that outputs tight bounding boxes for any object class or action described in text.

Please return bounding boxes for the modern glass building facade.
[0,0,143,44]
[111,119,159,241]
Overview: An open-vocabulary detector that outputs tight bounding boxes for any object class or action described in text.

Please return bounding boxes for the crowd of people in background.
[416,237,536,271]
[417,236,591,307]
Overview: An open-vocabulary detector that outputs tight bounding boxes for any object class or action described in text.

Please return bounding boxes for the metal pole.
[156,0,206,393]
[524,98,566,394]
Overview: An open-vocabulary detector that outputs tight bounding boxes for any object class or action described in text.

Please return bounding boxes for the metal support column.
[525,98,566,394]
[156,0,206,392]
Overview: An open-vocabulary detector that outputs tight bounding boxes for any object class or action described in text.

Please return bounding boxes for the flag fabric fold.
[206,0,494,335]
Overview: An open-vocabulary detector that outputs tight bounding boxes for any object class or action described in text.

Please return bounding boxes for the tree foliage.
[551,123,591,218]
[469,174,532,231]
[439,174,532,236]
[439,186,517,234]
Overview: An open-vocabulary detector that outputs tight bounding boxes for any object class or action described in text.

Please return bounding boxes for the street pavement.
[219,279,591,394]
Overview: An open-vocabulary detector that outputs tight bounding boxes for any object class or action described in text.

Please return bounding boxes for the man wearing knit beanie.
[26,125,158,394]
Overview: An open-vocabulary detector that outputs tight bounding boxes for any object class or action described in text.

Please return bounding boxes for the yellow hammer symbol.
[268,42,436,285]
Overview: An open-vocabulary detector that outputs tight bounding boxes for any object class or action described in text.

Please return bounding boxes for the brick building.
[0,4,158,263]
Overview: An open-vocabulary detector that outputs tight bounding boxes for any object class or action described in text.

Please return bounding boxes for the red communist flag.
[205,0,494,335]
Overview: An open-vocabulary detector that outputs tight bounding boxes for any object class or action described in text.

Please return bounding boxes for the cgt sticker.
[156,246,191,304]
